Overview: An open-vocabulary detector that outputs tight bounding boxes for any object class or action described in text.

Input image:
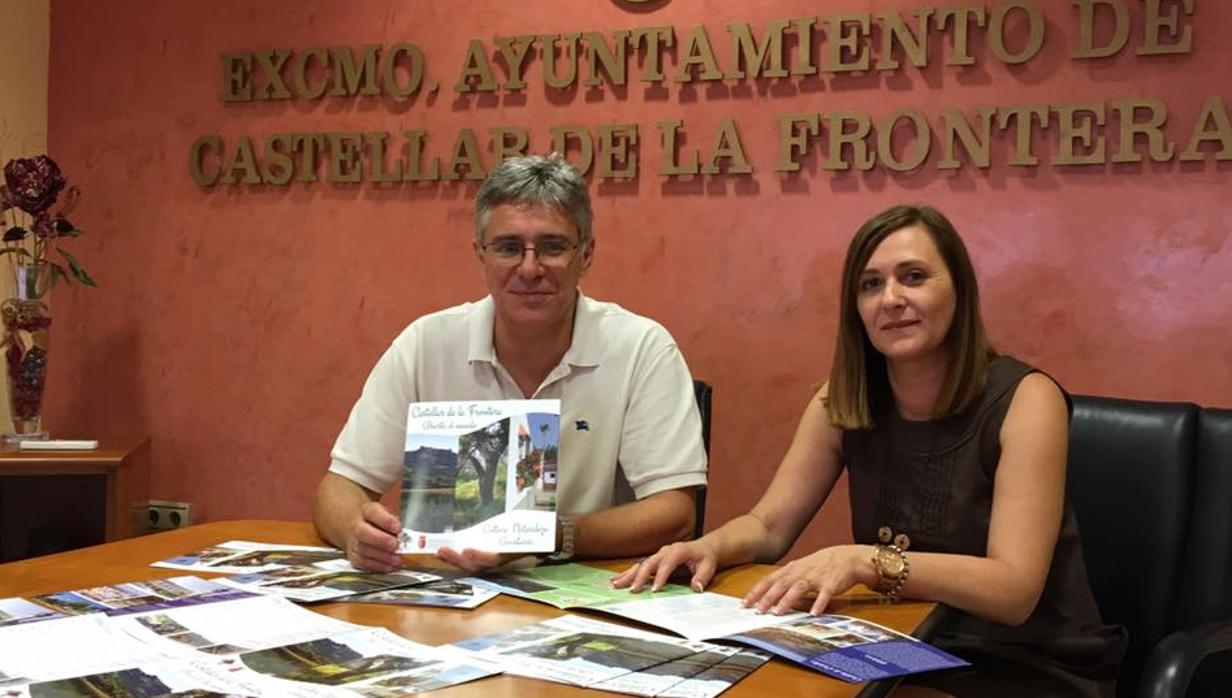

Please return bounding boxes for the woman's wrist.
[854,544,882,588]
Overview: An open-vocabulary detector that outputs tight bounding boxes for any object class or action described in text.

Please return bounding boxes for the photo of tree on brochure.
[402,421,510,533]
[400,400,560,553]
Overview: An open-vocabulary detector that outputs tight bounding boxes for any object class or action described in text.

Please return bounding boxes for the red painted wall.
[45,1,1231,557]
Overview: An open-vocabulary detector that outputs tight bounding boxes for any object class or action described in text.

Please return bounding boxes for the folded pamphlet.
[399,399,560,554]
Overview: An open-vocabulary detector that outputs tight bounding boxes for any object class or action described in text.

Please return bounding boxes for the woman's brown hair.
[826,205,994,429]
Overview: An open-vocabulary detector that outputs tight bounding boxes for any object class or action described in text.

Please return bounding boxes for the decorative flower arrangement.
[1,154,95,290]
[0,154,95,438]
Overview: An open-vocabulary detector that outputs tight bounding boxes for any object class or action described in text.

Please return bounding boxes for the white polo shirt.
[328,292,708,515]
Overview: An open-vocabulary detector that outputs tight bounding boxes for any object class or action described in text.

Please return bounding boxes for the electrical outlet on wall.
[148,500,192,530]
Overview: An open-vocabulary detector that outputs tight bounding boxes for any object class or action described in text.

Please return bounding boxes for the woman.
[613,205,1125,696]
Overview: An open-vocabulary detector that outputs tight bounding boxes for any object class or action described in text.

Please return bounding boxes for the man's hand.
[345,502,404,573]
[435,547,527,573]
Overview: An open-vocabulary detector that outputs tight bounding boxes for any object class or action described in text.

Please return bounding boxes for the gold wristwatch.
[872,543,910,599]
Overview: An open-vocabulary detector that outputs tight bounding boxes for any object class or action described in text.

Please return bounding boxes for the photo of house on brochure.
[398,399,560,554]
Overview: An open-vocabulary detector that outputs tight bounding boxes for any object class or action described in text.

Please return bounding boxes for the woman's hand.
[610,538,720,593]
[743,545,876,615]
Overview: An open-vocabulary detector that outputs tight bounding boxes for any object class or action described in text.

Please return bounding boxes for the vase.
[2,262,53,441]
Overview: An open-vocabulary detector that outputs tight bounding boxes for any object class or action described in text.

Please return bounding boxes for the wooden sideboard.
[0,437,150,562]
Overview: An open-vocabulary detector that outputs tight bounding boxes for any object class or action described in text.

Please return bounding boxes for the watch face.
[877,548,905,576]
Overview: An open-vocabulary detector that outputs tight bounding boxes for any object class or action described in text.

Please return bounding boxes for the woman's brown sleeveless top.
[842,356,1126,684]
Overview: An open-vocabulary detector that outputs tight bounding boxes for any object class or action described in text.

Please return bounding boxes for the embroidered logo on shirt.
[575,420,590,431]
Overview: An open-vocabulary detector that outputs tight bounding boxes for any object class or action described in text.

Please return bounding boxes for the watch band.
[545,515,575,562]
[872,543,910,600]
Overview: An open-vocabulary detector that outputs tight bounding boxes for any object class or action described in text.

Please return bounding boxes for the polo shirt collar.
[562,291,602,368]
[466,290,602,368]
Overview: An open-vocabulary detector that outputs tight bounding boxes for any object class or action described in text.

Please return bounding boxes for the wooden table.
[0,520,943,698]
[0,437,150,561]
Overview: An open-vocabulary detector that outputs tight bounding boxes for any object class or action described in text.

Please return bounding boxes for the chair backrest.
[1067,395,1199,696]
[1177,407,1232,628]
[1176,407,1232,697]
[692,379,712,540]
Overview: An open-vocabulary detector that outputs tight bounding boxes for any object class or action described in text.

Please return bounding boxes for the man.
[313,154,707,573]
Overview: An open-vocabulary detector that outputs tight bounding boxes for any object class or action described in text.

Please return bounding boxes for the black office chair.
[692,379,712,540]
[1067,397,1232,698]
[1150,407,1232,698]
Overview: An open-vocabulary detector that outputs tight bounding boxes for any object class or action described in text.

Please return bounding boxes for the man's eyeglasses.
[479,239,582,266]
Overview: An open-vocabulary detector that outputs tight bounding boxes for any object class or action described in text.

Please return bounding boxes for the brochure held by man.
[398,398,561,554]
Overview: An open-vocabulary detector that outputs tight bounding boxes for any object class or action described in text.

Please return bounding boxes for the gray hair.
[474,154,593,245]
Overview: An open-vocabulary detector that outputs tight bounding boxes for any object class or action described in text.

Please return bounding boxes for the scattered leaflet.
[0,598,68,627]
[217,565,439,602]
[223,626,500,697]
[0,596,502,697]
[725,614,967,683]
[29,575,253,617]
[152,540,345,574]
[590,645,762,698]
[346,579,499,609]
[454,614,745,694]
[399,398,560,554]
[21,662,251,698]
[0,613,175,695]
[502,587,968,683]
[466,562,693,611]
[596,589,808,641]
[108,595,366,659]
[657,649,772,698]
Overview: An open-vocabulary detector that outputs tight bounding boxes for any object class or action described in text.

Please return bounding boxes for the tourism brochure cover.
[398,399,560,554]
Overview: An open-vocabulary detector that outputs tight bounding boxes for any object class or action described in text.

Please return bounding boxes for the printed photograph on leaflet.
[455,615,717,689]
[466,562,693,611]
[398,399,560,554]
[27,576,253,618]
[217,566,438,603]
[346,579,499,609]
[0,598,69,627]
[588,644,766,698]
[23,664,243,698]
[656,649,772,698]
[152,540,346,574]
[110,595,365,660]
[230,627,498,697]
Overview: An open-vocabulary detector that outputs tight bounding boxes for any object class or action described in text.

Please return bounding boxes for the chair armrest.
[1140,619,1232,698]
